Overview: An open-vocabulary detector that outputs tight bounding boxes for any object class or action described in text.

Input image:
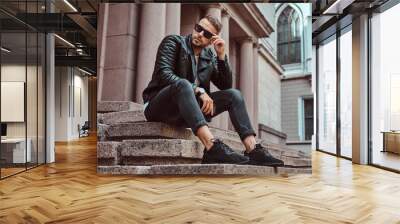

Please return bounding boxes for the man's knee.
[174,79,193,93]
[226,88,244,102]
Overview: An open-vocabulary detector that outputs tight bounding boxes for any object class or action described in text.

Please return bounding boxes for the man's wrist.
[196,87,205,97]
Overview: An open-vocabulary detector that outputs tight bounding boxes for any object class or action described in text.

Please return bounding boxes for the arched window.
[277,6,301,65]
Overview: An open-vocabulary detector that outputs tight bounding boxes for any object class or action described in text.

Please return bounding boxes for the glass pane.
[318,37,337,154]
[27,31,38,169]
[340,29,352,158]
[371,4,400,171]
[38,32,45,165]
[304,98,314,141]
[1,27,28,177]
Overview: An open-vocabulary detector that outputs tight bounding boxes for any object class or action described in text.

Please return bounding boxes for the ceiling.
[312,0,390,43]
[0,0,97,75]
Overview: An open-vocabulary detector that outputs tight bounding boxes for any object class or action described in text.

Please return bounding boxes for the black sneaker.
[202,139,249,165]
[244,144,284,167]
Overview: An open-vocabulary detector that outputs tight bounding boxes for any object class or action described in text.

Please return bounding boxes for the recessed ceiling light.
[63,0,78,12]
[54,34,75,48]
[1,47,11,53]
[77,67,93,76]
[323,0,355,15]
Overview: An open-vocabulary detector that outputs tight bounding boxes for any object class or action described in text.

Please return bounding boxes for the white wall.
[1,65,40,138]
[55,67,89,141]
[72,72,89,138]
[1,63,46,163]
[55,66,69,141]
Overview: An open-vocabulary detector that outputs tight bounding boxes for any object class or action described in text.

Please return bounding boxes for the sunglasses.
[194,24,215,39]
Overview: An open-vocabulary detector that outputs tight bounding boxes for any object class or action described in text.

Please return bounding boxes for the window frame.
[277,6,302,65]
[298,95,314,142]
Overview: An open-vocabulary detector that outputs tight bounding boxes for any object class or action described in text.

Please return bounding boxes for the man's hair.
[204,15,222,34]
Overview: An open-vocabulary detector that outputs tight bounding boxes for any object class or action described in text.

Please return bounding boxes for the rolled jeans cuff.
[239,130,257,141]
[191,119,209,136]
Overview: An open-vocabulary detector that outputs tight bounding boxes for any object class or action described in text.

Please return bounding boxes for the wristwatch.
[196,87,206,97]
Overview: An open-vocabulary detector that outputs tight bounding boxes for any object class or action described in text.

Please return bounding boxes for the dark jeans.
[144,79,256,140]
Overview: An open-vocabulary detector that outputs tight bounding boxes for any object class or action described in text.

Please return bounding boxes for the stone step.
[97,101,307,156]
[120,139,203,158]
[97,139,310,167]
[97,164,312,176]
[97,122,195,141]
[97,101,143,113]
[97,141,120,165]
[97,139,203,166]
[98,122,308,159]
[99,110,146,125]
[120,139,203,165]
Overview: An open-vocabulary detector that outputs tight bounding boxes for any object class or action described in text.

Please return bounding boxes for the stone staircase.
[97,101,311,176]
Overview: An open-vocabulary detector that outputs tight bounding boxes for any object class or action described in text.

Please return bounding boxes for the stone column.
[221,10,230,56]
[97,3,108,102]
[205,4,222,128]
[218,10,231,130]
[136,4,167,103]
[205,4,221,18]
[98,3,138,102]
[228,41,237,132]
[165,3,181,35]
[239,37,255,127]
[253,43,260,136]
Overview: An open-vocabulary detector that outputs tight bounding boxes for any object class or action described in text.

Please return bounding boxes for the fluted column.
[205,4,221,18]
[136,4,166,103]
[219,10,231,130]
[239,37,255,127]
[205,4,222,128]
[98,3,138,101]
[165,3,181,35]
[253,43,260,135]
[221,10,230,56]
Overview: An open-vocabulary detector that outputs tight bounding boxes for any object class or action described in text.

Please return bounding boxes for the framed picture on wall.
[1,81,25,122]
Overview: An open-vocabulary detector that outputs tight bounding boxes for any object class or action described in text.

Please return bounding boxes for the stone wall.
[281,77,312,142]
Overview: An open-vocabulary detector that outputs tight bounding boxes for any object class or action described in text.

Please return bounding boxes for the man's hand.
[199,92,214,116]
[211,35,225,60]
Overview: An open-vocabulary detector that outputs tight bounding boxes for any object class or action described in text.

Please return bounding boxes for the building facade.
[272,3,313,153]
[97,3,297,146]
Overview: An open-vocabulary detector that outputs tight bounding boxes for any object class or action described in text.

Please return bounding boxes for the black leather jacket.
[142,34,233,104]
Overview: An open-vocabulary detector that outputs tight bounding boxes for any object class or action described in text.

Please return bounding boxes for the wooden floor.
[1,135,400,223]
[1,167,26,177]
[372,150,400,171]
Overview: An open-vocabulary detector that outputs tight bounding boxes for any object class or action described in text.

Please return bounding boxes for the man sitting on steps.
[142,15,284,167]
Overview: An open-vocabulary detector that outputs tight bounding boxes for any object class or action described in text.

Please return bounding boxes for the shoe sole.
[246,161,285,167]
[201,159,250,165]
